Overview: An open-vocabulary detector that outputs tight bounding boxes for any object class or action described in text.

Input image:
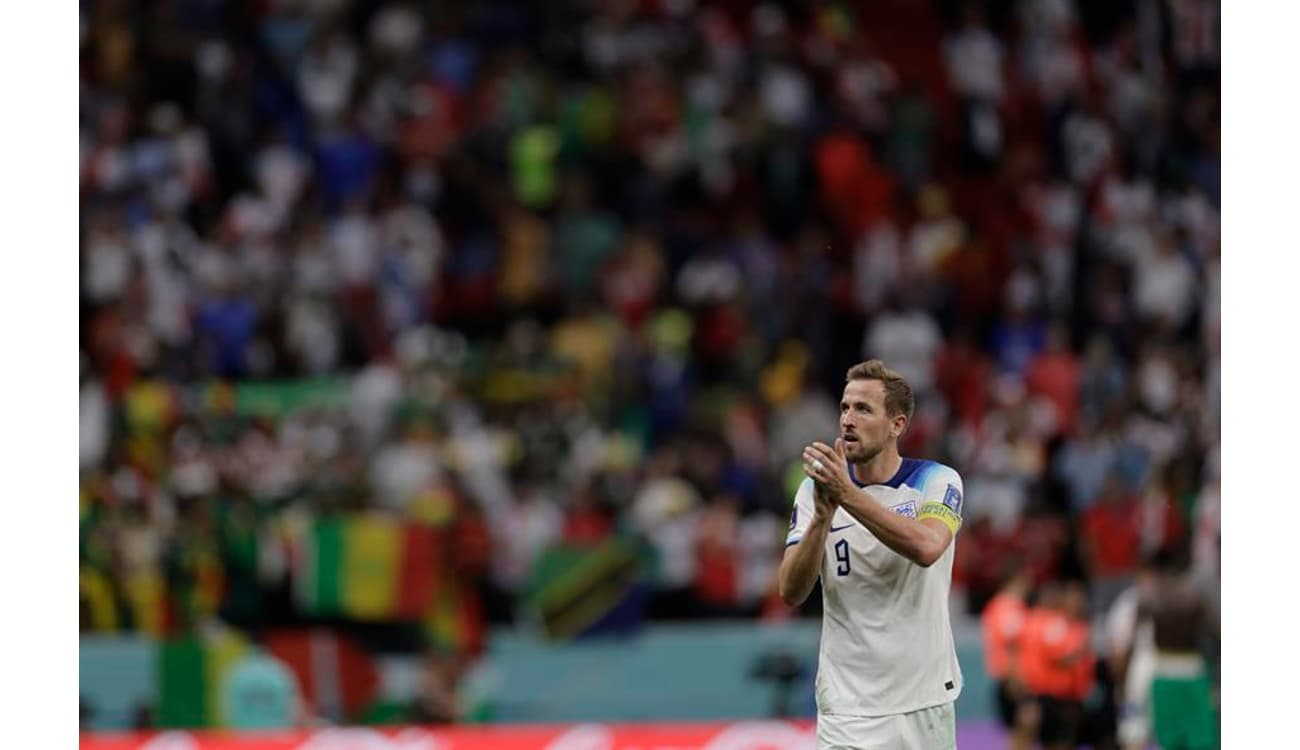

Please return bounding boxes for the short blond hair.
[845,359,915,423]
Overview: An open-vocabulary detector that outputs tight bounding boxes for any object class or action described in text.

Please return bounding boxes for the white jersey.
[786,457,965,717]
[1107,585,1156,744]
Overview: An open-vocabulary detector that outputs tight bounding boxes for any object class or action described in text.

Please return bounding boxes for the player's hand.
[803,439,854,506]
[811,480,839,521]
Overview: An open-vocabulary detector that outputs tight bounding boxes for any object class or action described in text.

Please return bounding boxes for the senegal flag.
[294,515,437,622]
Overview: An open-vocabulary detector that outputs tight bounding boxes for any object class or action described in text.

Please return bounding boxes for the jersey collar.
[849,457,916,489]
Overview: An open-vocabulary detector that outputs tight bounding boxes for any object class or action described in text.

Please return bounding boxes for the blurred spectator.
[768,381,839,472]
[851,218,904,317]
[1054,416,1118,515]
[493,480,563,598]
[1080,476,1142,613]
[989,282,1047,376]
[1059,97,1114,188]
[981,562,1035,750]
[945,4,1006,170]
[81,367,110,469]
[369,417,444,512]
[1142,548,1220,750]
[555,176,622,303]
[1019,580,1092,750]
[1018,0,1086,109]
[934,325,993,429]
[861,295,943,396]
[632,446,703,619]
[195,274,258,378]
[1025,323,1080,436]
[908,185,965,278]
[694,494,742,616]
[1077,334,1129,417]
[1132,230,1198,330]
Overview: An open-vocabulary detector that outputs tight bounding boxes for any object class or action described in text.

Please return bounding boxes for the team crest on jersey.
[942,484,963,514]
[890,500,918,518]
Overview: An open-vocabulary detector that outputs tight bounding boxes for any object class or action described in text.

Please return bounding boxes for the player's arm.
[777,480,836,607]
[839,495,953,567]
[803,441,959,568]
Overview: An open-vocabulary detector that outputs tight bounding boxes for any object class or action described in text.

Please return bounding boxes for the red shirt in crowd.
[1026,348,1080,434]
[934,337,992,427]
[694,502,739,607]
[1081,496,1142,578]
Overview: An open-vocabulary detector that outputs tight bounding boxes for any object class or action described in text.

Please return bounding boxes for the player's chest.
[822,489,923,580]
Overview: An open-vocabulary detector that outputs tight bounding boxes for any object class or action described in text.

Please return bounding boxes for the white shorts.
[817,702,957,750]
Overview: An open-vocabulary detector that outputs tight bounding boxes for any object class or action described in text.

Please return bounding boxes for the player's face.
[839,379,905,463]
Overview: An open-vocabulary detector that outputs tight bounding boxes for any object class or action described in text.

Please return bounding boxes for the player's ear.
[892,414,908,439]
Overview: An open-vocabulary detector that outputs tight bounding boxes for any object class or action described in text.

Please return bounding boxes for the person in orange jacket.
[1021,580,1094,750]
[981,561,1037,750]
[1064,580,1097,703]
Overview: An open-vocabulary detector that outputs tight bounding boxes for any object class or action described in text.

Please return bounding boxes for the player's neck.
[852,447,903,486]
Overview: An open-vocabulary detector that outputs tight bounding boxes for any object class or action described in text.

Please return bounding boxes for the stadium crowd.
[80,0,1219,741]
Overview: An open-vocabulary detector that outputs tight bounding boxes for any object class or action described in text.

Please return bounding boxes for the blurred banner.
[80,722,819,750]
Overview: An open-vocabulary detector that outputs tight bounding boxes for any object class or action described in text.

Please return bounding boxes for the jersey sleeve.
[785,478,817,547]
[918,463,964,536]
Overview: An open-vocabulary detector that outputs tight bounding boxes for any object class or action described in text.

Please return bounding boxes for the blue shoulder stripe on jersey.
[850,457,934,489]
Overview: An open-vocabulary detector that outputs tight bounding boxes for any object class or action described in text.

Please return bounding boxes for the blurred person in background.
[980,560,1036,750]
[1019,580,1093,750]
[1107,558,1159,750]
[1080,473,1143,614]
[781,361,965,749]
[1066,582,1114,750]
[1143,548,1220,750]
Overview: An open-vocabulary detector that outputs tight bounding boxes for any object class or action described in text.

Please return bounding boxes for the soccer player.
[1142,548,1219,750]
[778,360,965,749]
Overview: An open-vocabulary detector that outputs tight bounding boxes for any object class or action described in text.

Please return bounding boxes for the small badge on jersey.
[890,500,918,519]
[945,681,955,691]
[942,484,963,514]
[789,506,798,531]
